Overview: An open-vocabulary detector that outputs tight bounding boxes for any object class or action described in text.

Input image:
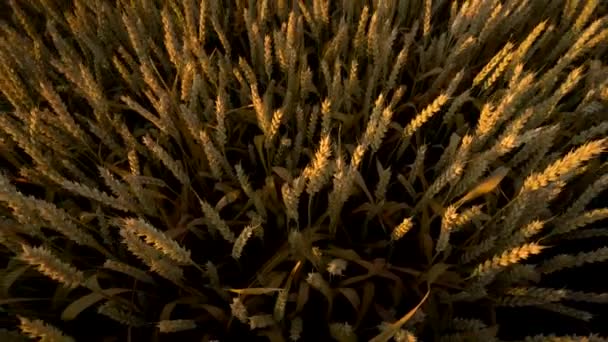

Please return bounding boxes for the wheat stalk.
[122,218,192,264]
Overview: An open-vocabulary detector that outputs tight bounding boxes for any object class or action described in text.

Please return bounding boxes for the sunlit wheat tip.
[392,217,414,241]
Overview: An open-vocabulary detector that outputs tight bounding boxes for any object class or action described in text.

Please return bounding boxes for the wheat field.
[1,0,608,341]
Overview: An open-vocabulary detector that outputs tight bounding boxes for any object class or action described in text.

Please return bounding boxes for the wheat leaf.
[355,281,375,328]
[61,288,131,321]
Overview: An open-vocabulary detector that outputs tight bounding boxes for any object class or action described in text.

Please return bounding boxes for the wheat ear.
[149,258,184,283]
[391,217,414,242]
[473,42,514,87]
[402,94,449,143]
[122,218,192,265]
[290,316,303,341]
[522,138,607,192]
[119,223,163,266]
[230,297,249,323]
[523,334,604,342]
[304,134,332,195]
[19,245,85,289]
[248,314,275,330]
[56,177,129,211]
[558,172,608,221]
[374,161,392,202]
[436,205,459,254]
[142,135,190,185]
[539,247,608,274]
[18,316,74,342]
[232,222,262,260]
[199,200,236,242]
[554,208,608,236]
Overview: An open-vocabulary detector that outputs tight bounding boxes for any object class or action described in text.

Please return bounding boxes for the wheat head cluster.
[0,0,607,341]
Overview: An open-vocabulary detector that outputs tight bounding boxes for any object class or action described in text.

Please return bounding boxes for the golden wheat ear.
[18,316,75,342]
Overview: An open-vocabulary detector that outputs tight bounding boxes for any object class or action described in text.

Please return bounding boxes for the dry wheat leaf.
[215,189,241,211]
[61,288,131,321]
[337,288,361,311]
[355,281,375,328]
[457,167,510,206]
